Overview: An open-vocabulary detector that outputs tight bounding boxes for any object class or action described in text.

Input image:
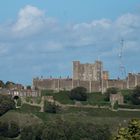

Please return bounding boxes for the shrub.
[21,125,43,140]
[118,104,140,109]
[0,80,5,88]
[0,121,19,138]
[131,86,140,105]
[114,119,140,140]
[42,120,111,140]
[44,101,59,113]
[69,87,88,101]
[104,87,118,101]
[0,95,15,116]
[17,98,22,106]
[113,101,119,110]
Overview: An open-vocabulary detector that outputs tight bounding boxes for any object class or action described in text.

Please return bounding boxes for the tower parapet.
[73,60,104,82]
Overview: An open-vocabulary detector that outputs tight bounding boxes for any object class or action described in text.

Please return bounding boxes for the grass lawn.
[41,90,110,106]
[33,107,140,134]
[42,90,75,104]
[17,104,41,113]
[81,92,110,106]
[1,103,140,134]
[0,110,42,128]
[53,91,75,104]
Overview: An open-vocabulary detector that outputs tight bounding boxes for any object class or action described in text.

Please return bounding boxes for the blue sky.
[0,0,140,85]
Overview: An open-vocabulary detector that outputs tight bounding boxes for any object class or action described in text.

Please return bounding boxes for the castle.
[73,61,109,81]
[33,60,140,93]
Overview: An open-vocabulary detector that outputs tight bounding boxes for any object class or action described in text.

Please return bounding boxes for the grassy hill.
[1,89,140,136]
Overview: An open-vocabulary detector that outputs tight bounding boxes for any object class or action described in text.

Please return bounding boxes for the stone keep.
[73,60,103,81]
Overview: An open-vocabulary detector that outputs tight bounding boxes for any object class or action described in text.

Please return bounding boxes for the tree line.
[0,94,15,116]
[0,119,111,140]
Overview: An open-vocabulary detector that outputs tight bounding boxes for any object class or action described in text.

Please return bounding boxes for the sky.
[0,0,140,85]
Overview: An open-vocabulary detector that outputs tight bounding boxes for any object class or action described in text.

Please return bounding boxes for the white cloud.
[0,5,140,83]
[13,5,45,32]
[11,5,58,39]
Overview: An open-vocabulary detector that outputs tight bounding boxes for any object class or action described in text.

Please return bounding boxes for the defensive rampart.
[33,73,140,92]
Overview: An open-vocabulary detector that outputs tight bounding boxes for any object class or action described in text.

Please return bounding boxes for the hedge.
[118,104,140,109]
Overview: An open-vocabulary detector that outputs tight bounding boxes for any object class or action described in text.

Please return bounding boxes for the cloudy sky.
[0,0,140,85]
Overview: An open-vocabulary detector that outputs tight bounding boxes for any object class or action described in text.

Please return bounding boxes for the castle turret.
[73,61,80,80]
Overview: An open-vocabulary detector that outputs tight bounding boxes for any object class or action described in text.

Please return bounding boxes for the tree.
[44,101,59,113]
[17,98,22,106]
[41,120,111,140]
[0,94,15,116]
[0,80,5,88]
[131,86,140,105]
[0,121,8,137]
[114,118,140,140]
[113,101,119,110]
[5,81,15,89]
[0,121,19,138]
[27,85,31,90]
[69,87,88,101]
[21,125,43,140]
[104,87,118,101]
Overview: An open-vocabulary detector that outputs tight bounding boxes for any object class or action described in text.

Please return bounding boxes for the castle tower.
[73,60,103,82]
[94,60,103,81]
[73,61,80,80]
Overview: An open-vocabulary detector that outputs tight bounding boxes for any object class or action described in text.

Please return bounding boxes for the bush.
[42,120,111,140]
[114,119,140,140]
[21,125,42,140]
[104,87,118,101]
[0,95,15,116]
[0,80,5,88]
[118,104,140,109]
[17,98,22,106]
[113,101,119,110]
[131,86,140,105]
[44,101,59,113]
[69,87,88,101]
[0,121,19,138]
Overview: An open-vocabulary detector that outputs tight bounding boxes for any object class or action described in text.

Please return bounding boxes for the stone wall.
[73,60,103,81]
[33,73,140,93]
[110,93,124,105]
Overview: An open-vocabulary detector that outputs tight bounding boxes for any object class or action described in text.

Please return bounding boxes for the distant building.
[73,60,104,81]
[103,71,109,80]
[32,61,140,93]
[110,93,124,105]
[0,88,40,97]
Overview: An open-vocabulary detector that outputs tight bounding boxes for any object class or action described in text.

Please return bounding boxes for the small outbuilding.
[110,92,124,106]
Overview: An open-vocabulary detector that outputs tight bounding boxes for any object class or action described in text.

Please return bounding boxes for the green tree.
[42,120,110,140]
[104,87,118,101]
[114,118,140,140]
[17,98,22,106]
[21,125,42,140]
[113,101,119,110]
[0,94,15,116]
[44,101,59,113]
[0,121,8,137]
[27,85,31,90]
[131,86,140,105]
[5,81,15,89]
[0,80,5,88]
[0,121,19,138]
[69,87,88,101]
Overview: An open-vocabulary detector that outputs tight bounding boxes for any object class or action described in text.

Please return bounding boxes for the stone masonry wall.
[33,73,140,93]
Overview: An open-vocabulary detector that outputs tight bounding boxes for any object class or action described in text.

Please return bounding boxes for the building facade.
[33,61,140,93]
[73,60,103,81]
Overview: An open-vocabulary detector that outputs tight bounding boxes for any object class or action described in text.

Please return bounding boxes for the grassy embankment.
[1,89,140,135]
[1,103,140,135]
